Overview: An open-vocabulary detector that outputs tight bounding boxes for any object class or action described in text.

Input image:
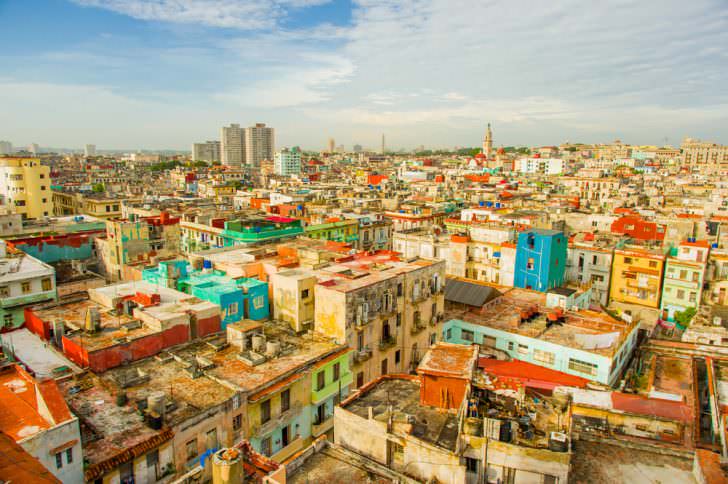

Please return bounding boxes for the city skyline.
[1,0,727,150]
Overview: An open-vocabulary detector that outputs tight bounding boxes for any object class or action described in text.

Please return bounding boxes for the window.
[395,350,401,364]
[0,286,8,298]
[624,257,633,264]
[568,358,598,376]
[677,289,685,299]
[396,313,401,326]
[482,335,496,348]
[21,281,31,293]
[592,255,598,265]
[517,344,529,355]
[397,283,403,297]
[186,439,198,460]
[261,399,271,423]
[232,394,241,409]
[507,341,515,351]
[465,457,478,473]
[649,260,658,268]
[301,289,309,299]
[261,437,272,456]
[3,314,12,327]
[206,428,218,449]
[317,371,325,391]
[446,328,452,340]
[333,362,340,381]
[42,278,52,291]
[55,452,63,469]
[356,371,364,388]
[430,333,436,345]
[233,414,242,430]
[462,329,474,342]
[281,389,290,412]
[66,447,73,464]
[40,185,46,190]
[679,269,688,279]
[381,358,388,375]
[534,349,555,365]
[526,257,535,270]
[227,302,238,316]
[689,292,697,303]
[146,449,160,479]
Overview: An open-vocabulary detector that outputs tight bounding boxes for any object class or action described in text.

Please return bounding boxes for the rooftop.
[0,329,80,379]
[417,342,477,380]
[342,376,460,451]
[446,287,636,357]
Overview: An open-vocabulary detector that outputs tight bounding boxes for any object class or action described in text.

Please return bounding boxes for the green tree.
[92,183,105,193]
[675,307,697,327]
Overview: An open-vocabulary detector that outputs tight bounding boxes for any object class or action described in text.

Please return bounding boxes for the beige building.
[221,123,245,167]
[245,123,275,167]
[0,157,53,219]
[681,138,728,175]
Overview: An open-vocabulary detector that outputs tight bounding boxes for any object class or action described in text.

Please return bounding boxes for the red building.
[611,215,666,242]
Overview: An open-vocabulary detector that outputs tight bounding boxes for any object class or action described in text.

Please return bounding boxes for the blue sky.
[1,0,727,151]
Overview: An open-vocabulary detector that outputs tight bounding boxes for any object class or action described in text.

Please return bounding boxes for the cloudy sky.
[1,0,727,151]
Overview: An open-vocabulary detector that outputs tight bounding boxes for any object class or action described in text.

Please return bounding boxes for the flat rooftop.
[417,342,477,379]
[343,377,459,451]
[446,287,635,357]
[0,329,80,379]
[288,444,395,484]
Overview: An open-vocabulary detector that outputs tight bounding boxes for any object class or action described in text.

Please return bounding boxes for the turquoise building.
[142,260,269,328]
[514,229,567,292]
[221,217,304,246]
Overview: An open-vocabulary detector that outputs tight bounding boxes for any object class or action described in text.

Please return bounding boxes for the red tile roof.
[610,392,692,423]
[0,432,60,483]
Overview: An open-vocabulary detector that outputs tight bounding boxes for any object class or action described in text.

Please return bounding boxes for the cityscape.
[1,1,728,484]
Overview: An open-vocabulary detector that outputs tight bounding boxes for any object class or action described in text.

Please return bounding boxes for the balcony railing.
[312,415,334,437]
[354,347,372,363]
[379,335,397,351]
[410,319,427,335]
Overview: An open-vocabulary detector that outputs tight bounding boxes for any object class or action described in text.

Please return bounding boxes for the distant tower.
[483,123,493,158]
[327,138,335,154]
[381,134,386,154]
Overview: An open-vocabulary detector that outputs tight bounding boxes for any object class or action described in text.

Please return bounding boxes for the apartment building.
[192,140,221,163]
[274,146,302,175]
[609,246,666,308]
[566,232,619,306]
[221,123,245,167]
[514,229,567,292]
[661,240,710,323]
[246,123,275,167]
[0,157,53,219]
[681,138,728,175]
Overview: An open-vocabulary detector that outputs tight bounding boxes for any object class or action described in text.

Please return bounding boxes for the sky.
[1,0,727,151]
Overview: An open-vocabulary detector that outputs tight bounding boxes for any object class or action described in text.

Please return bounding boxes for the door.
[281,425,290,448]
[381,358,388,376]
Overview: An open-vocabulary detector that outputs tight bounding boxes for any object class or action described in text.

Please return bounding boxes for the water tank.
[479,201,485,207]
[495,202,501,208]
[147,392,166,417]
[548,431,569,452]
[713,243,719,248]
[212,448,243,484]
[252,335,266,353]
[203,259,213,270]
[265,340,281,358]
[486,201,493,207]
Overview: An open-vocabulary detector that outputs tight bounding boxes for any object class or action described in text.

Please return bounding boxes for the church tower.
[483,123,493,158]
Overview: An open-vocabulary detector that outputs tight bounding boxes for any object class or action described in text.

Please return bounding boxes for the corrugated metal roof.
[444,279,500,307]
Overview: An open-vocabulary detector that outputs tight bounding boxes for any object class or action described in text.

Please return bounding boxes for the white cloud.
[71,0,332,30]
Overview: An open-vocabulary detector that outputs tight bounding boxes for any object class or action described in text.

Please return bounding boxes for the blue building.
[513,229,567,292]
[142,260,269,328]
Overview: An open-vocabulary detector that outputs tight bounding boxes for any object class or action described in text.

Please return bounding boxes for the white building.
[0,240,56,329]
[221,123,245,167]
[28,143,40,155]
[84,144,96,156]
[245,122,274,167]
[0,140,12,154]
[274,146,302,175]
[0,364,84,483]
[192,140,221,163]
[515,157,565,175]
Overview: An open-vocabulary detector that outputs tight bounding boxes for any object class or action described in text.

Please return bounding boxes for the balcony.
[251,402,303,438]
[379,335,397,351]
[270,436,304,463]
[353,347,372,364]
[429,314,442,327]
[410,319,427,335]
[311,415,334,437]
[312,372,353,404]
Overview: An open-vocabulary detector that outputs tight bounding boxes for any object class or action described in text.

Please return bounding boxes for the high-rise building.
[245,123,274,168]
[221,123,245,167]
[0,157,53,219]
[84,144,96,157]
[274,146,302,176]
[483,123,493,158]
[353,144,363,153]
[192,140,221,163]
[381,134,386,154]
[28,143,39,155]
[0,141,12,155]
[327,137,335,154]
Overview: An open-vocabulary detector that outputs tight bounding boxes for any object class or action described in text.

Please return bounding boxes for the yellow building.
[0,157,53,219]
[609,246,666,308]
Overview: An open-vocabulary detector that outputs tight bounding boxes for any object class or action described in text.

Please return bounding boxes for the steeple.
[483,123,493,158]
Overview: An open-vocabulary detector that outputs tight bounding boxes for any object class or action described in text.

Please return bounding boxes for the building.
[0,157,53,219]
[566,232,620,306]
[334,343,572,484]
[515,157,565,175]
[660,240,710,323]
[681,137,728,175]
[221,123,245,167]
[245,123,275,168]
[192,140,221,163]
[327,138,335,154]
[0,364,83,483]
[84,143,96,156]
[609,246,666,308]
[28,143,39,154]
[0,140,13,154]
[443,286,639,385]
[274,146,302,176]
[304,218,359,244]
[514,229,567,292]
[0,241,56,330]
